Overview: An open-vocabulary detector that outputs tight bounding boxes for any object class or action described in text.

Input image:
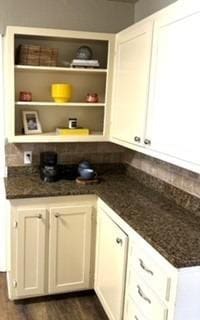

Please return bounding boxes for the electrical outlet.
[24,151,32,164]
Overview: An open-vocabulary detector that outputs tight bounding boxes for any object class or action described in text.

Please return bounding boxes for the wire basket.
[16,45,58,66]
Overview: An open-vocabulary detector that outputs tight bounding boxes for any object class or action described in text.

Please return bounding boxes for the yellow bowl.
[51,84,72,103]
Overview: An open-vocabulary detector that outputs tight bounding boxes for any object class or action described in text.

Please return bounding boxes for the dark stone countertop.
[5,167,200,269]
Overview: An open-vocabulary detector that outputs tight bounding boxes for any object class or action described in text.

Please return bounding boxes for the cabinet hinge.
[13,221,18,228]
[13,280,17,288]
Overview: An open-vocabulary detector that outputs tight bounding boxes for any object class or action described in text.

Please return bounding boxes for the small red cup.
[19,91,32,102]
[86,93,99,103]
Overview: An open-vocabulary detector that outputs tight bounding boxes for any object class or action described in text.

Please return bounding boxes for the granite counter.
[5,165,200,269]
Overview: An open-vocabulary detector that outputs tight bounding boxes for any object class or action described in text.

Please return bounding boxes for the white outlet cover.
[24,151,32,164]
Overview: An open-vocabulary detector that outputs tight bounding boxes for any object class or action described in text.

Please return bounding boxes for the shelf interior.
[15,105,104,135]
[15,35,109,69]
[14,33,109,140]
[15,69,106,103]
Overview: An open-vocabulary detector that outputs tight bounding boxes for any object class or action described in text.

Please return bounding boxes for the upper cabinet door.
[111,20,153,147]
[146,3,200,167]
[48,205,92,294]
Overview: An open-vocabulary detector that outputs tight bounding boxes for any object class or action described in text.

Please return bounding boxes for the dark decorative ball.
[76,46,93,60]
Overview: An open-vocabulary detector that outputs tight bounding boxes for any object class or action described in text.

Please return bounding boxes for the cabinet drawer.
[129,275,168,320]
[131,248,171,301]
[126,297,149,320]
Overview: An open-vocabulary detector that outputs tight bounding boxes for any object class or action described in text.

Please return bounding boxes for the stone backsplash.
[5,142,124,167]
[123,150,200,198]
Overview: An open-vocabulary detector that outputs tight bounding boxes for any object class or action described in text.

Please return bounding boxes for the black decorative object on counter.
[58,164,78,180]
[40,152,59,182]
[40,151,79,182]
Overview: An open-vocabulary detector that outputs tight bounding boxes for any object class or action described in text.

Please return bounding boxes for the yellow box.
[56,128,89,135]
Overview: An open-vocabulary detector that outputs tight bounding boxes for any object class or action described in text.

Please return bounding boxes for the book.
[56,128,89,136]
[71,59,100,68]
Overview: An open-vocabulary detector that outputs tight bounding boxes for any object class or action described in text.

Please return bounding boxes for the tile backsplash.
[123,150,200,198]
[5,142,124,167]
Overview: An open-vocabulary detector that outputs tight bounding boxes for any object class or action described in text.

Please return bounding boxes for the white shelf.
[15,101,105,107]
[15,65,108,74]
[10,132,107,143]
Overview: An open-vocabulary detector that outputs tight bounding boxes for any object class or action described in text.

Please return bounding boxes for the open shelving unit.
[5,26,115,143]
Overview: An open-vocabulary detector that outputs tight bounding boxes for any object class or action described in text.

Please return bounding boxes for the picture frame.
[22,111,42,135]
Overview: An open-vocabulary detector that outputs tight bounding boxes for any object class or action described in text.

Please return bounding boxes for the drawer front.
[132,248,171,301]
[125,297,150,320]
[129,275,168,320]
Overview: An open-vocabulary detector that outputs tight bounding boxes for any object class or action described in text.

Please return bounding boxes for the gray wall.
[134,0,177,22]
[0,0,135,34]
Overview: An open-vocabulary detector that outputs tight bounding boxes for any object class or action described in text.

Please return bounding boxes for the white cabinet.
[8,195,200,320]
[8,196,95,300]
[123,232,200,320]
[11,207,47,298]
[4,26,115,143]
[124,237,178,320]
[95,206,128,320]
[48,205,92,294]
[5,2,200,172]
[111,19,153,148]
[110,1,200,173]
[146,2,200,169]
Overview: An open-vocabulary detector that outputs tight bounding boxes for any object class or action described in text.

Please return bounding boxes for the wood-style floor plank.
[0,273,108,320]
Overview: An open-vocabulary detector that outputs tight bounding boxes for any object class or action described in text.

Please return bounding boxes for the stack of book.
[56,128,89,136]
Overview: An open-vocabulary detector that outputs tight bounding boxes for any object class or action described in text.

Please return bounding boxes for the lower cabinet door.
[95,207,128,320]
[48,205,92,294]
[15,208,47,298]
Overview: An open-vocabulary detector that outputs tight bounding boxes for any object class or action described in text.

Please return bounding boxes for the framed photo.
[22,111,42,135]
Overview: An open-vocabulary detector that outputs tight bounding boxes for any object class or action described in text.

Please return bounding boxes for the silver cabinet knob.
[116,238,123,245]
[134,136,141,143]
[144,139,151,145]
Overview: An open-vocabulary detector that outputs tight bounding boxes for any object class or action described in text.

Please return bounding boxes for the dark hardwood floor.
[0,273,108,320]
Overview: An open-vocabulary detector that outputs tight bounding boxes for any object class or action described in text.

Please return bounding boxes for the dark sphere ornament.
[76,46,93,60]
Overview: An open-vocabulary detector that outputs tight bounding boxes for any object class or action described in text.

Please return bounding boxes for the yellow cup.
[51,83,72,103]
